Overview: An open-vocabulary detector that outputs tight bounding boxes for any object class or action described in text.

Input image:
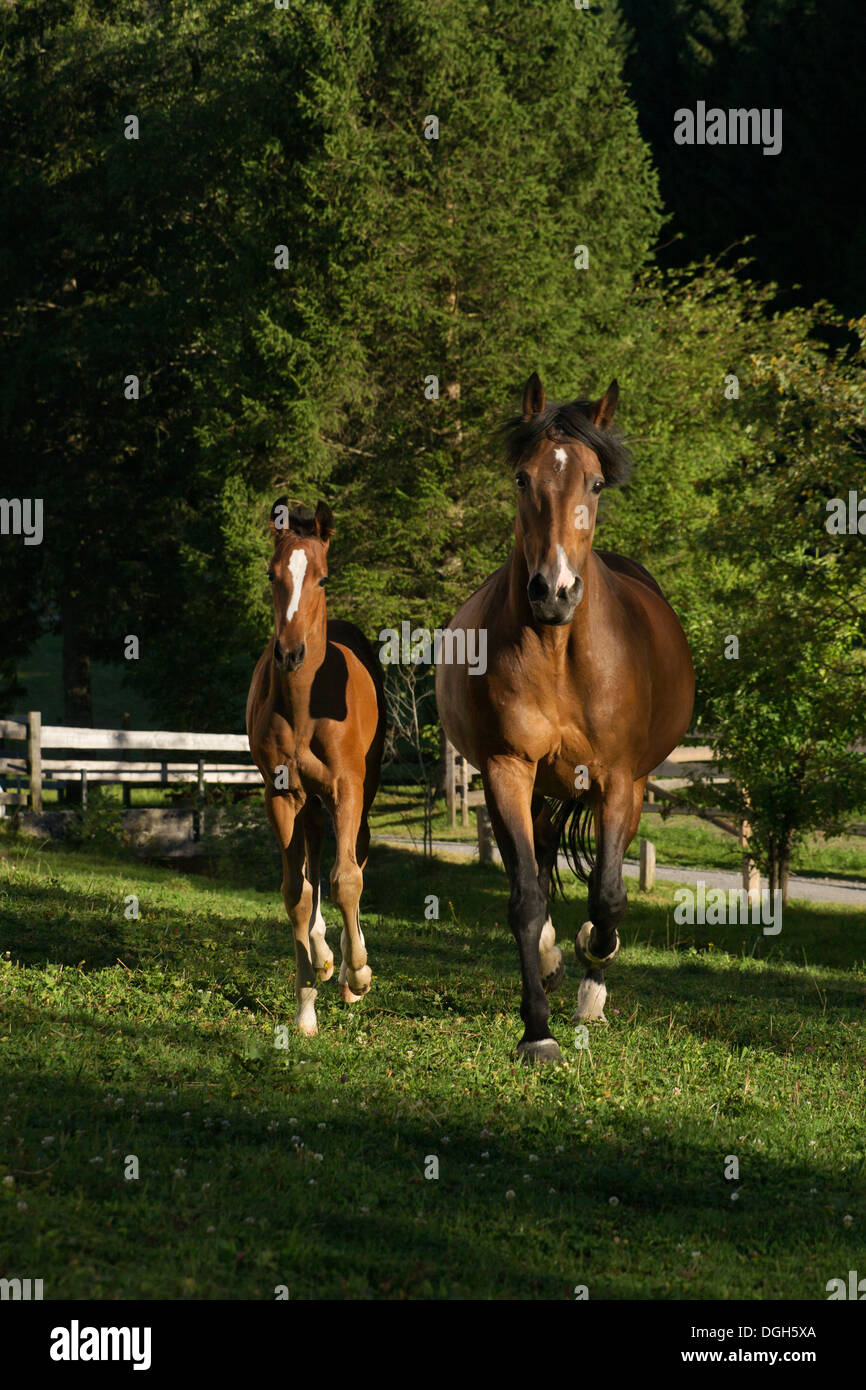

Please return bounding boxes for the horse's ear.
[522,371,546,418]
[589,379,619,430]
[269,496,290,538]
[314,500,335,546]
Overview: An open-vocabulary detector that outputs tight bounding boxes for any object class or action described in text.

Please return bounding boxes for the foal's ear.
[588,379,619,430]
[314,500,335,546]
[522,371,546,418]
[269,496,291,537]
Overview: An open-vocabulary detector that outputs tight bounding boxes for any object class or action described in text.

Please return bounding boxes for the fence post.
[80,768,88,811]
[446,739,456,829]
[27,711,42,813]
[461,756,469,828]
[475,805,495,864]
[639,837,656,891]
[194,759,205,842]
[122,712,131,809]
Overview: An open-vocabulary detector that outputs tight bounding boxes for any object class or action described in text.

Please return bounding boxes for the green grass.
[0,825,863,1300]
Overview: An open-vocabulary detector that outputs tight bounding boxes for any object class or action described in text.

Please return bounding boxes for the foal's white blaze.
[285,548,308,621]
[554,543,576,594]
[554,447,568,464]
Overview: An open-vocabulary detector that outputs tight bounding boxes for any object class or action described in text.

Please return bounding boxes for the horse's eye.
[319,576,328,588]
[515,472,528,491]
[267,570,275,582]
[592,480,604,495]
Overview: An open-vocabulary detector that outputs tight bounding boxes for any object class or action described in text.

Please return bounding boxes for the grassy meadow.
[0,823,864,1300]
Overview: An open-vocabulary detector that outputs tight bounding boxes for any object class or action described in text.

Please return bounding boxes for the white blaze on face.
[555,543,576,595]
[285,548,308,622]
[554,447,567,465]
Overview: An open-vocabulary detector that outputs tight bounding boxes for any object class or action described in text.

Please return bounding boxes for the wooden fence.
[0,713,262,818]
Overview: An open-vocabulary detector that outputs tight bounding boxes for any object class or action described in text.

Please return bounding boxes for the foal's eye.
[515,472,528,491]
[267,570,275,582]
[318,576,328,587]
[591,480,604,495]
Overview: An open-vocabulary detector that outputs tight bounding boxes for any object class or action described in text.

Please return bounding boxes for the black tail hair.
[549,796,596,897]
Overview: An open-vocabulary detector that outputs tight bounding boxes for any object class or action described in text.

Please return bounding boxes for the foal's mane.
[271,499,328,550]
[500,401,632,488]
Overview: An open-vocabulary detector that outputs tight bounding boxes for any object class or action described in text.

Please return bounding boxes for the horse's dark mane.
[500,401,632,487]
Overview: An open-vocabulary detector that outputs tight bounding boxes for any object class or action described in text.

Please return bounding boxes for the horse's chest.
[256,730,326,795]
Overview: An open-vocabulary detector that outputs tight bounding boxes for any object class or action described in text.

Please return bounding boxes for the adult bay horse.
[436,373,694,1063]
[246,499,386,1036]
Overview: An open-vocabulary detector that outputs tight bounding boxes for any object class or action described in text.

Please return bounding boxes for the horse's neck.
[271,622,327,728]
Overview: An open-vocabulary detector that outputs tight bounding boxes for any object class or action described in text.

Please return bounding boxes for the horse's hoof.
[541,947,565,994]
[572,976,608,1023]
[516,1037,562,1065]
[574,920,620,970]
[339,963,371,1002]
[316,958,335,982]
[295,987,318,1035]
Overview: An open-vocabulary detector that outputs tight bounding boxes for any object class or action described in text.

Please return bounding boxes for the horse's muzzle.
[527,573,584,625]
[274,640,306,671]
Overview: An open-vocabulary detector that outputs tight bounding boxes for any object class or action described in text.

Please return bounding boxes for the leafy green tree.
[689,319,866,897]
[617,0,866,316]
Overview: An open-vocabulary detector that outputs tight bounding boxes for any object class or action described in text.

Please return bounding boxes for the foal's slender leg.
[573,775,644,1023]
[329,777,371,1004]
[267,794,318,1035]
[485,760,560,1063]
[531,796,565,993]
[305,797,334,982]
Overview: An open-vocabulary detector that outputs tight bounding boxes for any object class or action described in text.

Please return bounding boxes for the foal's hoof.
[574,920,620,971]
[516,1038,562,1066]
[339,963,371,1003]
[541,947,565,994]
[316,958,335,983]
[572,976,608,1023]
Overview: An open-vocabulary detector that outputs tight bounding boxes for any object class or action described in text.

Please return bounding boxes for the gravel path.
[371,834,866,908]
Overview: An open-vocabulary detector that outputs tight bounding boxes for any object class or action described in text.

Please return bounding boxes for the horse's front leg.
[329,775,371,1005]
[573,774,644,1023]
[266,792,318,1035]
[485,759,560,1064]
[531,795,565,993]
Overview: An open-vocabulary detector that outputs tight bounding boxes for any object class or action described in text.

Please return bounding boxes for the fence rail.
[0,713,261,816]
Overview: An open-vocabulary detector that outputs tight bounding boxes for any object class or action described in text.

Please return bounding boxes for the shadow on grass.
[1,1052,860,1300]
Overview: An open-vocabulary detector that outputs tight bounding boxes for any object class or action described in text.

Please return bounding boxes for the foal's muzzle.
[274,639,306,671]
[527,572,584,625]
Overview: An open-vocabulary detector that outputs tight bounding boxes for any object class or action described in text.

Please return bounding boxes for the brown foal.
[246,499,385,1036]
[436,373,695,1062]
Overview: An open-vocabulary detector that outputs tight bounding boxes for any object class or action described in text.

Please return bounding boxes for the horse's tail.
[549,796,595,897]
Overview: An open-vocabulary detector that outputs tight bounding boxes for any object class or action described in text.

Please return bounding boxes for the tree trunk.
[61,600,92,807]
[61,601,93,727]
[766,837,777,899]
[778,834,792,906]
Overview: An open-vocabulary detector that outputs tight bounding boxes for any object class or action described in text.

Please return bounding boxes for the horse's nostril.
[528,573,549,602]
